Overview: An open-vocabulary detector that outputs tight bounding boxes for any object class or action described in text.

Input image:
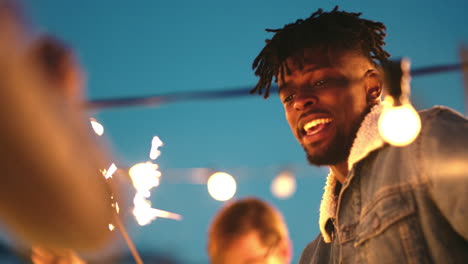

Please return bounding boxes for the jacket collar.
[319,103,386,243]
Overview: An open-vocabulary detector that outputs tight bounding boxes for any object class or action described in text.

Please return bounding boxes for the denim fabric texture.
[300,106,468,264]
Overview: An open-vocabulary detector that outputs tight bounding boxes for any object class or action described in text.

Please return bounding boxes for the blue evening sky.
[23,0,468,263]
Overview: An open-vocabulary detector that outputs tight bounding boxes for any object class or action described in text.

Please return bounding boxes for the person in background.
[0,1,114,253]
[207,197,292,264]
[30,35,85,105]
[251,6,468,263]
[28,36,95,264]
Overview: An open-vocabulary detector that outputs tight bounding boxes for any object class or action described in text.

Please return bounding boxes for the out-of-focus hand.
[31,247,87,264]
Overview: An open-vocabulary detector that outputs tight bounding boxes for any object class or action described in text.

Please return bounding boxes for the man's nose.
[293,93,318,111]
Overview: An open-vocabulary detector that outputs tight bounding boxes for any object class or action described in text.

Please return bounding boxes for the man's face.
[278,48,378,166]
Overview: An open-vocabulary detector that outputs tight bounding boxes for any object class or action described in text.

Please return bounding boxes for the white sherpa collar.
[318,103,386,243]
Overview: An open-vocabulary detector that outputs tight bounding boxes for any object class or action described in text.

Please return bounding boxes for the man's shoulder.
[419,106,466,123]
[418,106,467,136]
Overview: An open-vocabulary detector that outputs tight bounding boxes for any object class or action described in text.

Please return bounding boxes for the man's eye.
[283,94,295,103]
[314,79,327,86]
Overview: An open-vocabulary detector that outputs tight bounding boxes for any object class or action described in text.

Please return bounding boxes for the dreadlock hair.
[251,6,390,98]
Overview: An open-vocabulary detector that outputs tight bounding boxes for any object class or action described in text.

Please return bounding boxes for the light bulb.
[378,103,421,146]
[207,172,236,201]
[271,170,296,199]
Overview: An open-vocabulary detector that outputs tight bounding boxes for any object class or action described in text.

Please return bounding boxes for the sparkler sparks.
[89,117,104,136]
[103,163,117,179]
[149,136,163,160]
[129,136,181,225]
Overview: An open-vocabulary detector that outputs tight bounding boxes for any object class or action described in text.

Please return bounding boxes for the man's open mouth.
[302,118,333,136]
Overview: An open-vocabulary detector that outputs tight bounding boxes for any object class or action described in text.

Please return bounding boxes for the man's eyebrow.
[278,81,291,92]
[278,66,327,93]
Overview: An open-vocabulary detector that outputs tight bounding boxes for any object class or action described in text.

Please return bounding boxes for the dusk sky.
[17,0,468,262]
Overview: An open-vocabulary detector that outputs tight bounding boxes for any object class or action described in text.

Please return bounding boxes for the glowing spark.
[149,136,163,160]
[89,117,104,136]
[129,162,161,197]
[108,224,115,231]
[111,202,120,214]
[104,163,117,179]
[129,137,181,225]
[133,193,182,225]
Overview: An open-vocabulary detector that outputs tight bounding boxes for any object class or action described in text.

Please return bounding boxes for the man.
[207,197,292,264]
[251,6,468,263]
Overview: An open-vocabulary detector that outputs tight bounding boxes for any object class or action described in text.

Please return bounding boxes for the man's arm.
[421,107,468,240]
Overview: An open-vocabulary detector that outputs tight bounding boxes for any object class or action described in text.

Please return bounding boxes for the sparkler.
[89,117,104,136]
[149,136,163,160]
[129,137,182,226]
[102,163,117,179]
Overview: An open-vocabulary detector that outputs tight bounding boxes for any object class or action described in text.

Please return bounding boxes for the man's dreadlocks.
[251,6,390,98]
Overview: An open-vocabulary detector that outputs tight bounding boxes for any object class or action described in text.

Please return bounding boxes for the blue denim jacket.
[299,106,468,264]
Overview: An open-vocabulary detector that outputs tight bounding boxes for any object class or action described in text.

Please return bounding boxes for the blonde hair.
[207,197,286,263]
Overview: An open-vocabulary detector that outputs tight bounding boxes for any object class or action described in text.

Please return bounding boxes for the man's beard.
[303,107,370,167]
[304,128,354,166]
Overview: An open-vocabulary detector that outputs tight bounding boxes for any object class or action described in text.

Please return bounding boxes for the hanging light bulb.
[378,59,421,146]
[271,170,296,199]
[207,172,236,201]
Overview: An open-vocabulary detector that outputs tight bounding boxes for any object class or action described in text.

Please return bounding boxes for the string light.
[379,59,421,146]
[379,100,421,146]
[271,170,296,199]
[207,172,237,201]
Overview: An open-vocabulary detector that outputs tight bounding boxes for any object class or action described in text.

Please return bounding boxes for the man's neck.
[329,162,348,184]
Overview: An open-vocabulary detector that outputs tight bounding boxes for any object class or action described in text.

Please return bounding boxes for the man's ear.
[365,69,383,104]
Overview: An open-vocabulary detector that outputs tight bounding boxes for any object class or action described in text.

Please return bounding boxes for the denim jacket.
[299,105,468,264]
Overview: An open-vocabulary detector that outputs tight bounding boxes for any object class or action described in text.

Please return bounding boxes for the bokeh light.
[378,103,421,146]
[207,172,236,201]
[271,170,296,199]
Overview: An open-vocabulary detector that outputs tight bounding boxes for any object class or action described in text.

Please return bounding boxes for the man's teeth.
[304,118,333,131]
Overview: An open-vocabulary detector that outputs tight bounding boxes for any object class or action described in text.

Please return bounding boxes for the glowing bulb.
[271,171,296,199]
[89,117,104,136]
[378,103,421,146]
[207,172,236,201]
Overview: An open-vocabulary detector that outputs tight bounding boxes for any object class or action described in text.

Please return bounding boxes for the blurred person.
[30,35,85,105]
[0,0,115,254]
[207,197,292,264]
[28,35,90,264]
[251,6,468,264]
[31,247,86,264]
